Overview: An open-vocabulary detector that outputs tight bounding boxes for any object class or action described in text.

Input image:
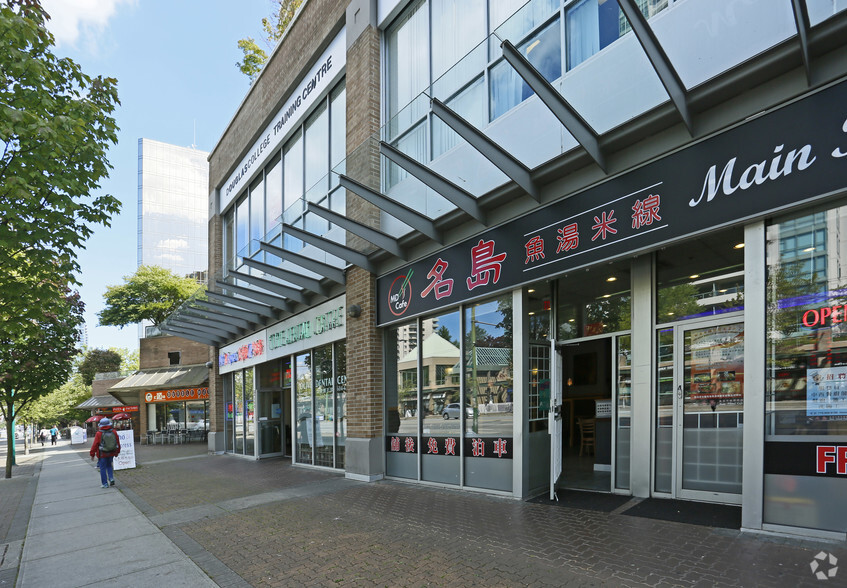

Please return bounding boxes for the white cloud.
[41,0,134,48]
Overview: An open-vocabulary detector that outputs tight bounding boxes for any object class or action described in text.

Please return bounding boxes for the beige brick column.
[208,197,225,453]
[344,0,384,480]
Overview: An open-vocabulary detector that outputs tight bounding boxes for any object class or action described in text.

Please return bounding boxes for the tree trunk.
[5,417,13,479]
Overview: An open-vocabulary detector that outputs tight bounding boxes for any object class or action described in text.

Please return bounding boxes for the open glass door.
[676,319,744,503]
[549,341,562,499]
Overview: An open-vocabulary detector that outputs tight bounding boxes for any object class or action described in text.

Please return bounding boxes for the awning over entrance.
[76,395,125,410]
[108,364,209,393]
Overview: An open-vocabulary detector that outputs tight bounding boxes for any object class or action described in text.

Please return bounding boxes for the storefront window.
[465,296,513,437]
[314,345,334,467]
[656,228,744,323]
[234,370,244,454]
[295,352,312,464]
[766,205,847,531]
[386,322,418,479]
[335,342,347,468]
[528,282,553,432]
[224,376,234,452]
[244,368,255,456]
[421,311,461,485]
[557,259,630,339]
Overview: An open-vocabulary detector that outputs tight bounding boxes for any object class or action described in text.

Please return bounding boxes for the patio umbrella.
[84,415,104,423]
[111,413,131,420]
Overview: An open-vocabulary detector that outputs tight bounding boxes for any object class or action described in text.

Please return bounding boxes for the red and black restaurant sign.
[378,79,847,325]
[95,405,139,414]
[765,441,847,478]
[386,435,512,459]
[144,387,210,403]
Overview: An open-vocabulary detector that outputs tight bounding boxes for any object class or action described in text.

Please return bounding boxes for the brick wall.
[208,0,347,190]
[345,22,383,440]
[140,335,209,369]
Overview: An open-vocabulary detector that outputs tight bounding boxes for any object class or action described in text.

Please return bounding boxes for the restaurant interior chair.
[577,417,596,457]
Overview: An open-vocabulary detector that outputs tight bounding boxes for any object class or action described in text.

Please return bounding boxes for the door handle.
[676,385,683,400]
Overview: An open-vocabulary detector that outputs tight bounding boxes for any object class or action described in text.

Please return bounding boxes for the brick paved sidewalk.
[94,443,843,588]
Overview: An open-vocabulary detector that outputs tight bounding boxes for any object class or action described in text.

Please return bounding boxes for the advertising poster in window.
[807,367,847,418]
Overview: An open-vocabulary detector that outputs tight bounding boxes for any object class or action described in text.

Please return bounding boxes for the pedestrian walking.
[38,430,45,446]
[89,418,121,488]
[49,425,59,445]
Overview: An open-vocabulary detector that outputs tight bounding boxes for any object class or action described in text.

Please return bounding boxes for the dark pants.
[50,435,56,445]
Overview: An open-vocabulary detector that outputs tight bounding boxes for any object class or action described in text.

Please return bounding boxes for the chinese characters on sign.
[420,240,508,301]
[386,436,512,459]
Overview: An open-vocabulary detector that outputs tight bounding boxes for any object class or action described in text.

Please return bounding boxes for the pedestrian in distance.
[38,430,45,447]
[89,418,121,488]
[49,425,59,445]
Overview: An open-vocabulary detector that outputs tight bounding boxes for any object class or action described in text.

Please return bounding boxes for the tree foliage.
[0,1,120,477]
[98,265,204,328]
[0,284,83,477]
[0,1,120,305]
[236,0,303,82]
[77,348,122,386]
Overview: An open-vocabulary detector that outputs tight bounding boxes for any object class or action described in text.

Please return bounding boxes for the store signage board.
[765,442,847,478]
[266,295,346,360]
[144,388,210,403]
[377,80,847,326]
[218,329,267,374]
[114,430,136,471]
[220,28,347,212]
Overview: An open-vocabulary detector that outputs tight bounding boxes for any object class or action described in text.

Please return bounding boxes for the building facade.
[138,138,209,281]
[164,0,847,540]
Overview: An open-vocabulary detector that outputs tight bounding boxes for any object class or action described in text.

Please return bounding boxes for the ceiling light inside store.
[528,311,535,315]
[602,294,611,298]
[689,274,699,279]
[528,289,535,293]
[606,276,617,282]
[734,243,745,249]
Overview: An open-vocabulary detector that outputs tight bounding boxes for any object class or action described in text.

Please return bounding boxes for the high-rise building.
[137,138,209,282]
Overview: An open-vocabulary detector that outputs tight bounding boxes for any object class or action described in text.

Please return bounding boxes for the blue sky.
[41,0,275,351]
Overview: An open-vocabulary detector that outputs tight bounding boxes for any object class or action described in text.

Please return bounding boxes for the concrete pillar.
[630,255,653,497]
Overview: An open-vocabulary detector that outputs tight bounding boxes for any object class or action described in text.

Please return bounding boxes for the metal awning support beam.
[240,256,329,297]
[207,291,277,319]
[617,0,692,135]
[170,316,240,337]
[305,202,407,260]
[338,174,442,244]
[193,300,264,324]
[283,222,376,273]
[501,39,606,172]
[181,308,252,331]
[259,241,346,285]
[215,280,294,313]
[430,97,539,200]
[791,0,813,85]
[160,326,220,346]
[227,270,308,305]
[378,141,485,224]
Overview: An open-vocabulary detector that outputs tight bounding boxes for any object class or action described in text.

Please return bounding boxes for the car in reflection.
[442,403,472,420]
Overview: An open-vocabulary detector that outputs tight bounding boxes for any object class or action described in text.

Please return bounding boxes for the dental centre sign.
[266,295,345,359]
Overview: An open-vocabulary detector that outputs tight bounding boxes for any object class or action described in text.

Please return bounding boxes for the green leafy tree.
[0,1,120,478]
[98,265,204,328]
[0,284,83,478]
[77,348,122,386]
[236,0,304,82]
[0,1,120,308]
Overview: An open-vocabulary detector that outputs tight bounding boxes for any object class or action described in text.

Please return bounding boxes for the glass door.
[675,319,744,503]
